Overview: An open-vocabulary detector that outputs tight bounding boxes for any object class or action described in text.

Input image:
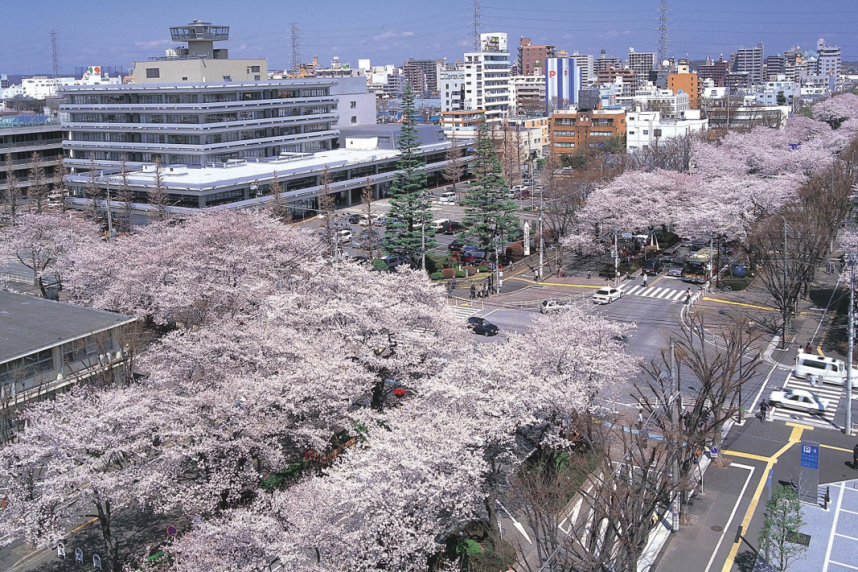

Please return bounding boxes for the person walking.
[805,341,813,354]
[759,400,769,422]
[642,273,648,288]
[587,270,592,280]
[809,373,817,388]
[470,284,476,299]
[451,276,457,291]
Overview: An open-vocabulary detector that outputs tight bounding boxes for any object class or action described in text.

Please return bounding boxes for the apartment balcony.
[64,113,338,134]
[60,95,337,114]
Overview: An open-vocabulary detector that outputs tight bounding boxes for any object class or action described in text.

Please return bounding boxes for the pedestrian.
[809,373,817,388]
[759,400,769,422]
[642,273,648,288]
[446,282,453,299]
[451,276,457,290]
[470,285,476,299]
[637,411,644,426]
[805,341,813,354]
[853,443,858,470]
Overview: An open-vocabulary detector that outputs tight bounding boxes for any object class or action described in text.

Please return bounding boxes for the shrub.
[441,268,456,279]
[463,265,477,276]
[426,254,451,273]
[430,272,443,280]
[455,270,466,278]
[478,266,489,273]
[371,259,388,271]
[506,241,525,258]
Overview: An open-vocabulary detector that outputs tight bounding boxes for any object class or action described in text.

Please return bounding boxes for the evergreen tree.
[461,116,519,255]
[382,83,437,267]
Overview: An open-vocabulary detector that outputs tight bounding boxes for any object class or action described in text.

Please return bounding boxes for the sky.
[1,0,857,75]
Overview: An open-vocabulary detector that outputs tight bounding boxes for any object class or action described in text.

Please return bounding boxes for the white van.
[429,219,450,231]
[438,192,456,203]
[336,229,353,243]
[793,352,858,386]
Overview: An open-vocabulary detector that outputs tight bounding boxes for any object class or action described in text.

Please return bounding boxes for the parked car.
[348,214,362,224]
[540,299,570,313]
[768,388,829,414]
[661,247,679,261]
[374,216,387,227]
[382,255,407,270]
[729,262,748,278]
[451,251,477,263]
[441,221,463,235]
[448,240,466,254]
[692,238,708,250]
[467,317,499,336]
[463,245,487,259]
[642,258,664,275]
[592,287,624,305]
[438,192,457,203]
[355,230,380,250]
[335,229,352,243]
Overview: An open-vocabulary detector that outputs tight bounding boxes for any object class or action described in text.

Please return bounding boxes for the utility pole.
[709,233,714,286]
[421,201,426,271]
[657,0,669,67]
[780,215,789,349]
[614,228,619,287]
[50,29,61,81]
[670,337,680,531]
[843,256,855,436]
[538,185,544,281]
[105,176,113,239]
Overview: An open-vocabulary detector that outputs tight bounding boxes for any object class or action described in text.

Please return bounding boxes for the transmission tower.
[50,29,61,80]
[290,23,300,77]
[657,0,669,67]
[472,0,481,52]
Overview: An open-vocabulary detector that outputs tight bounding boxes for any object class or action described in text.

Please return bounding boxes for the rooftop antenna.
[290,23,300,77]
[657,0,669,68]
[472,0,481,52]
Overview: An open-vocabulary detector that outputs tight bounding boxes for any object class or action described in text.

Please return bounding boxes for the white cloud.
[402,31,414,37]
[134,39,172,48]
[372,30,414,41]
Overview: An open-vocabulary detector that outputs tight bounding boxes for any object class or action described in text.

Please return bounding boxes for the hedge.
[478,266,489,273]
[506,241,525,257]
[430,272,443,280]
[441,268,456,279]
[463,265,477,276]
[371,259,388,271]
[455,270,466,278]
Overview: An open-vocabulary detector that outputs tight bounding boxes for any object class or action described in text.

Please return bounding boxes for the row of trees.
[3,152,65,220]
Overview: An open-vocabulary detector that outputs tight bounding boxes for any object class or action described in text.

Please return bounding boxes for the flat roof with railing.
[0,115,61,130]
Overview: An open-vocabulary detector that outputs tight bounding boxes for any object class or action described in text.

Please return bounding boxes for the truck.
[682,251,710,283]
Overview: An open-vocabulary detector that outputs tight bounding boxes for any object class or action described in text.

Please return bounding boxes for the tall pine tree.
[382,83,437,267]
[461,116,519,254]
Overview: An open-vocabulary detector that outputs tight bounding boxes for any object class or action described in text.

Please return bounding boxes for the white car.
[592,287,624,305]
[540,299,569,314]
[768,388,830,414]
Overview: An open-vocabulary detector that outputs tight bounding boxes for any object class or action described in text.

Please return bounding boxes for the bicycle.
[715,281,732,292]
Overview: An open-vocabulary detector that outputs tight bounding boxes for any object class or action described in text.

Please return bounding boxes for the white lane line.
[839,508,858,515]
[703,463,755,572]
[834,532,858,542]
[829,561,858,571]
[657,289,674,299]
[625,285,642,296]
[641,287,663,298]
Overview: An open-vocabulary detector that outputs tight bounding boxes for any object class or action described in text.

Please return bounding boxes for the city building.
[596,68,636,96]
[60,79,345,173]
[725,72,751,92]
[545,57,580,111]
[626,109,707,152]
[440,109,484,136]
[753,75,800,108]
[0,290,136,410]
[402,58,442,95]
[595,50,622,73]
[21,77,76,99]
[549,106,626,157]
[331,77,376,127]
[131,21,267,84]
[518,38,556,76]
[64,124,471,216]
[0,74,8,90]
[667,71,701,109]
[816,38,841,85]
[569,52,595,86]
[706,105,789,131]
[698,55,729,88]
[509,74,545,116]
[440,70,467,112]
[314,57,363,79]
[619,87,689,119]
[626,48,657,91]
[733,43,764,84]
[454,32,511,123]
[0,114,64,201]
[766,55,785,79]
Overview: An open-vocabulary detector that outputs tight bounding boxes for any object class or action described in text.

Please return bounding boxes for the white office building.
[453,32,511,123]
[753,75,800,108]
[440,70,467,112]
[816,38,841,85]
[569,52,595,86]
[626,109,707,152]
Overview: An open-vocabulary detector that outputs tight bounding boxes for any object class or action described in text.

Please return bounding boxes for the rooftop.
[59,78,335,94]
[0,114,61,130]
[0,291,136,363]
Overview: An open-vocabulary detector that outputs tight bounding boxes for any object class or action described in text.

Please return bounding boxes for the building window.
[643,130,649,135]
[351,116,357,124]
[553,130,575,136]
[182,76,188,81]
[250,66,261,73]
[146,68,160,79]
[223,76,232,81]
[554,142,575,148]
[254,75,261,81]
[0,348,54,382]
[350,101,357,109]
[629,131,635,135]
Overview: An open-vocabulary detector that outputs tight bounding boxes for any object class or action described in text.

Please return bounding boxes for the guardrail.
[0,273,33,285]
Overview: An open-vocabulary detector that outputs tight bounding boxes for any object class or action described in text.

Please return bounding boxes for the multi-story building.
[549,106,626,157]
[456,32,511,123]
[403,58,442,95]
[509,74,545,116]
[569,52,595,86]
[331,77,376,128]
[518,38,556,76]
[733,43,764,84]
[0,75,8,90]
[753,75,800,109]
[597,68,636,96]
[698,56,729,88]
[766,55,785,79]
[545,57,579,110]
[595,50,622,73]
[667,72,701,109]
[707,105,789,131]
[784,46,802,82]
[21,77,76,99]
[60,79,344,172]
[620,87,689,119]
[440,110,484,137]
[131,21,268,84]
[64,124,471,215]
[626,109,707,152]
[440,70,467,112]
[0,114,64,201]
[816,38,841,85]
[314,57,364,79]
[627,48,656,91]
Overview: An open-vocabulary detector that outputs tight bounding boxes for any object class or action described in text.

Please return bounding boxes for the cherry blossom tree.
[0,213,98,297]
[812,93,858,127]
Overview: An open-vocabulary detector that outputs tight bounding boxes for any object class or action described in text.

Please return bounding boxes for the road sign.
[167,525,178,537]
[800,442,819,470]
[710,446,719,459]
[799,440,820,504]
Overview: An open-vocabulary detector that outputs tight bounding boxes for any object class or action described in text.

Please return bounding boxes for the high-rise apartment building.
[403,58,442,95]
[518,38,556,76]
[440,70,467,112]
[698,56,730,88]
[596,68,636,96]
[595,50,622,73]
[509,74,546,116]
[733,43,764,84]
[627,48,656,91]
[765,55,785,79]
[455,33,511,123]
[569,52,595,86]
[816,38,841,84]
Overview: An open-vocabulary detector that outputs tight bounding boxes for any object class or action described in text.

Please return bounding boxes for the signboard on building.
[480,33,508,53]
[87,66,101,76]
[440,71,465,81]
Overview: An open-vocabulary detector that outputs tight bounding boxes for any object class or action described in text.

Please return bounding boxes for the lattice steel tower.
[290,23,300,76]
[657,0,669,67]
[472,0,481,52]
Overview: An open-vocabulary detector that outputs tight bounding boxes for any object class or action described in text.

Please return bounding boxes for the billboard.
[480,32,508,53]
[87,66,101,75]
[545,58,579,111]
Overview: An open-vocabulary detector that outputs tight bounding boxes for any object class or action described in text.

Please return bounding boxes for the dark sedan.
[467,317,499,336]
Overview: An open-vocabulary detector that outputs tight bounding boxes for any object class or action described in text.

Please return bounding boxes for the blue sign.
[800,443,819,470]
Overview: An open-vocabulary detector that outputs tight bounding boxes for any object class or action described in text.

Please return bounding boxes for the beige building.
[131,20,267,84]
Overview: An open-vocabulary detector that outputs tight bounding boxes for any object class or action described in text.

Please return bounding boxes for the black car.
[448,240,466,254]
[348,214,362,224]
[441,221,463,235]
[642,258,664,275]
[467,317,499,336]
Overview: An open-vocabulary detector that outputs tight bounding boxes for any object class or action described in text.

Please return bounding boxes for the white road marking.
[625,285,642,295]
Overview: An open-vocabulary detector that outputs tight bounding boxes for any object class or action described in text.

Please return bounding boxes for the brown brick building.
[549,108,627,157]
[518,38,556,76]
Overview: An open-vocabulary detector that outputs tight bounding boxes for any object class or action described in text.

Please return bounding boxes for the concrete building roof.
[0,291,136,363]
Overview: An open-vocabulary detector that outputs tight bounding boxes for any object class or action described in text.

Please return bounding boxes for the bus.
[683,251,710,283]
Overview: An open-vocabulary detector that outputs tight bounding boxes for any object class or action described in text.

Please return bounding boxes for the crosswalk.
[770,374,843,427]
[620,284,690,302]
[449,304,481,319]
